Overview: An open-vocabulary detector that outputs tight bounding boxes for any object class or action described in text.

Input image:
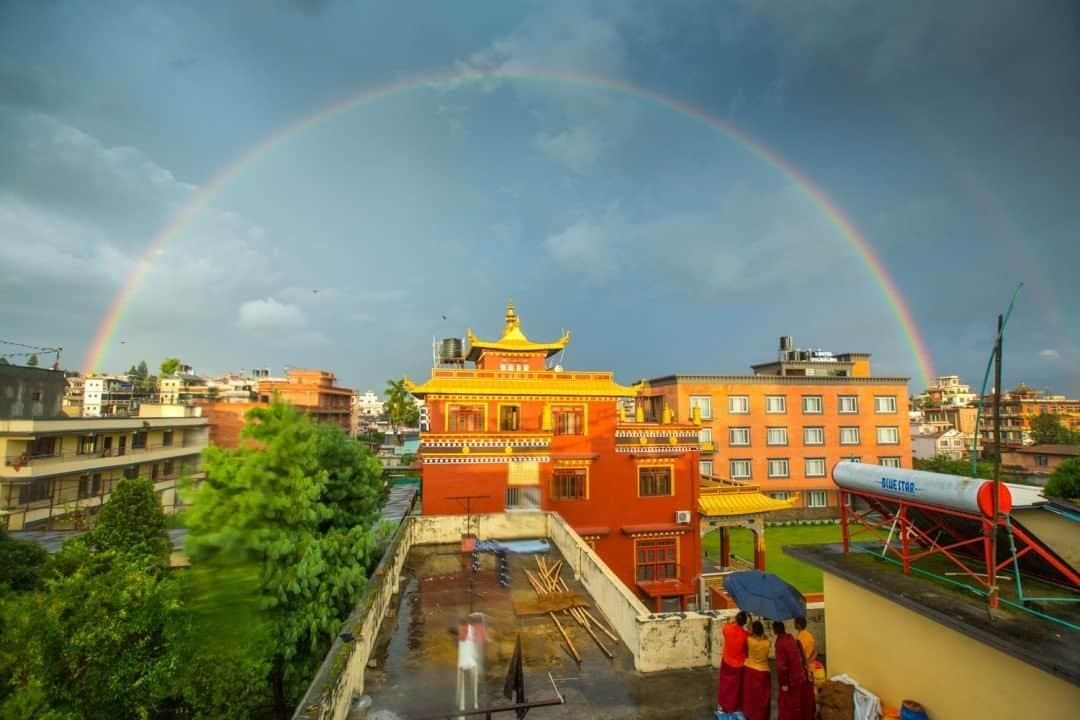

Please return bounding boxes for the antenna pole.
[989,313,1003,614]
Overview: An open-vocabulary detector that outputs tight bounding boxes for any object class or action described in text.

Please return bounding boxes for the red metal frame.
[839,489,1080,605]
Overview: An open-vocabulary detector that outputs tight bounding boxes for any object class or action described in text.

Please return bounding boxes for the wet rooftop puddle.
[363,543,715,719]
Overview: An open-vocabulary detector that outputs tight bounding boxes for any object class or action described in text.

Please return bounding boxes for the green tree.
[384,377,419,440]
[85,476,172,568]
[184,400,385,719]
[26,354,38,367]
[160,357,181,377]
[1029,413,1079,445]
[1044,457,1080,500]
[0,528,49,595]
[914,455,995,479]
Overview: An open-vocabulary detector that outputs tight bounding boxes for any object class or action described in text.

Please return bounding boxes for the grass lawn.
[701,524,843,593]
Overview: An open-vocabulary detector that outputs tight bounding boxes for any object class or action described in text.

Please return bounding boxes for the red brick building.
[408,302,703,610]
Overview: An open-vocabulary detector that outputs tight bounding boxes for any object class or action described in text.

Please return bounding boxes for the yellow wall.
[1012,508,1080,570]
[824,573,1079,719]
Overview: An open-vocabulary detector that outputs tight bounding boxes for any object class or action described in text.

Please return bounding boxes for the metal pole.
[989,313,1003,613]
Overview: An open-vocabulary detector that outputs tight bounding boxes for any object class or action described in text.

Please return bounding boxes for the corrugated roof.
[698,490,799,516]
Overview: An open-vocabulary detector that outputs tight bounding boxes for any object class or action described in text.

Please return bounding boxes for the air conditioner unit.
[675,510,692,525]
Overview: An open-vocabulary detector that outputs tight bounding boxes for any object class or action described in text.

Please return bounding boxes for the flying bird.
[442,314,447,320]
[312,289,320,294]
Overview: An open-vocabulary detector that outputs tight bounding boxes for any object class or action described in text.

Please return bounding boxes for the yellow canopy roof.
[698,490,799,517]
[466,301,570,359]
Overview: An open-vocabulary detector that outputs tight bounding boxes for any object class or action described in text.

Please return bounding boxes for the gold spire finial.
[504,300,518,328]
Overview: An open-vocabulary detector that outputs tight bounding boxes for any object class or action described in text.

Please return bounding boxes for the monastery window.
[728,395,750,414]
[551,468,587,500]
[840,427,861,445]
[766,427,788,446]
[767,458,789,478]
[689,395,713,420]
[636,538,677,582]
[448,404,485,432]
[875,395,898,414]
[553,406,584,435]
[765,395,787,414]
[805,458,826,477]
[838,395,859,414]
[699,460,713,477]
[638,466,673,496]
[729,427,751,446]
[729,459,752,479]
[879,456,902,468]
[807,490,828,508]
[499,405,521,431]
[802,395,823,414]
[876,426,900,444]
[505,486,540,510]
[803,427,825,445]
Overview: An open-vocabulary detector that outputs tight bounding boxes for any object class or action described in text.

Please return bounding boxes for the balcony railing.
[5,440,197,468]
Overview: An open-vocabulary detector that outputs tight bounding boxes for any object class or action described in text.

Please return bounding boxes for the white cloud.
[534,126,603,175]
[1039,348,1062,361]
[544,213,620,282]
[237,298,308,331]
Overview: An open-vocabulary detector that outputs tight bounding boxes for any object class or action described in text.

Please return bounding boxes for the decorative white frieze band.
[615,445,698,454]
[422,455,551,465]
[422,437,550,449]
[615,429,699,439]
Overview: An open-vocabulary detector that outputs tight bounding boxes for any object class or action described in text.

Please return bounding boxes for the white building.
[82,376,134,418]
[911,426,969,460]
[917,375,977,408]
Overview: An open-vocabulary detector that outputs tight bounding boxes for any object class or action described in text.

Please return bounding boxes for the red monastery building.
[407,302,705,610]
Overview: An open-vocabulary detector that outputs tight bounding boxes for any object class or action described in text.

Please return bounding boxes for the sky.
[1,0,1077,396]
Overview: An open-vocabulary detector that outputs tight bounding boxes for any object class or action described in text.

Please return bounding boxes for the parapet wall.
[293,510,826,719]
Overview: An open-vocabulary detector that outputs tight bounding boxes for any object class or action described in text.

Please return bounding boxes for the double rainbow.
[82,68,934,387]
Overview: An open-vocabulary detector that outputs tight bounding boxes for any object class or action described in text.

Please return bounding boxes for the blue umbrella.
[723,570,806,620]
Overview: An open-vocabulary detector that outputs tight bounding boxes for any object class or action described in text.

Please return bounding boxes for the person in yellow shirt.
[795,616,817,720]
[740,620,771,720]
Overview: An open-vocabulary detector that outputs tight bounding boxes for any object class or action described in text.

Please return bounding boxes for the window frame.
[767,458,790,478]
[840,426,861,445]
[689,395,713,420]
[729,459,752,480]
[766,426,789,446]
[879,456,902,468]
[805,457,827,477]
[505,486,541,510]
[803,426,825,446]
[874,395,898,414]
[838,395,860,414]
[447,403,486,433]
[699,460,714,477]
[552,405,585,436]
[728,395,750,414]
[765,395,787,414]
[550,467,588,500]
[635,538,678,582]
[802,395,823,414]
[498,404,521,432]
[807,490,828,508]
[876,426,900,445]
[729,427,751,446]
[638,465,674,497]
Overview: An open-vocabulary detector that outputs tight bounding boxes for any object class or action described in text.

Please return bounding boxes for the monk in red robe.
[740,620,771,720]
[795,616,817,720]
[716,611,749,713]
[773,620,805,720]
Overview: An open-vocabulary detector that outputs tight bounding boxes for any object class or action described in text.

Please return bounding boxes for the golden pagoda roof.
[698,488,799,517]
[405,369,635,398]
[465,301,570,360]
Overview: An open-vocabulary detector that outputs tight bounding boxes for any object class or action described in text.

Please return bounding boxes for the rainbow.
[83,67,935,387]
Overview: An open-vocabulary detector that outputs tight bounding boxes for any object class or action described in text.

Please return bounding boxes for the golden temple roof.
[698,488,799,517]
[405,370,635,398]
[465,301,570,360]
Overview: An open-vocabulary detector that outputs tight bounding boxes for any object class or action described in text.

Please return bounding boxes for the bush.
[1044,457,1080,500]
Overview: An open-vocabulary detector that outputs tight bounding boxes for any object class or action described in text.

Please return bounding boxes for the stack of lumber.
[523,556,619,664]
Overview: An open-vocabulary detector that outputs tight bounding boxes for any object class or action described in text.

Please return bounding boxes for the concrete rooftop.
[362,543,716,719]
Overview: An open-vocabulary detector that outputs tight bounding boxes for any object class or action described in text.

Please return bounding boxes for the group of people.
[717,612,817,720]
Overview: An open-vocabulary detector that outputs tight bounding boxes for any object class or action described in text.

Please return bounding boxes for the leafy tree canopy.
[159,357,182,377]
[914,455,995,480]
[0,529,49,595]
[1045,457,1080,500]
[1029,413,1080,445]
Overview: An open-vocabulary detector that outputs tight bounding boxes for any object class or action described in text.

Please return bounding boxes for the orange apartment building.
[642,336,912,518]
[200,369,353,447]
[977,383,1080,450]
[408,302,703,611]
